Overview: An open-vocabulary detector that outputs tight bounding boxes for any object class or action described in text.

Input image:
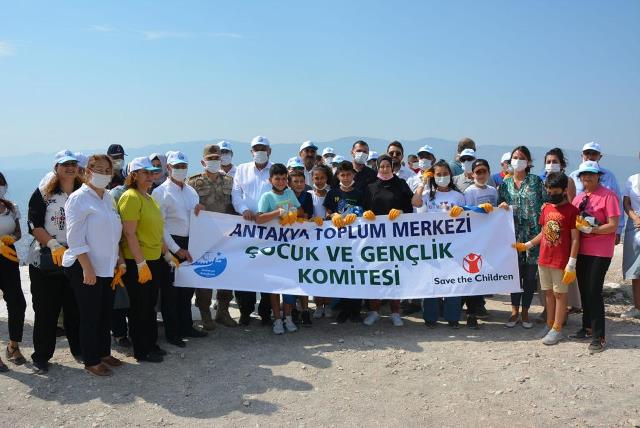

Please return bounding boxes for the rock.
[242,400,251,407]
[495,390,503,395]
[338,338,344,343]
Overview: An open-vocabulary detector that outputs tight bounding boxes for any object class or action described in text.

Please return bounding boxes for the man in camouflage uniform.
[187,144,238,329]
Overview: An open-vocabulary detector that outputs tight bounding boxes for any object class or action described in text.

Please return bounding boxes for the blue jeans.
[422,297,462,322]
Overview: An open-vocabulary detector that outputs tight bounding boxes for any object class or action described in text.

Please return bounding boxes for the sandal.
[7,344,26,365]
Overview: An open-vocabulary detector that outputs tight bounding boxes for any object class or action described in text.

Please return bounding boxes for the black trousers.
[30,265,81,363]
[576,254,611,340]
[64,261,115,366]
[0,251,26,342]
[111,307,128,338]
[465,295,484,316]
[124,258,162,359]
[235,291,272,319]
[166,235,196,337]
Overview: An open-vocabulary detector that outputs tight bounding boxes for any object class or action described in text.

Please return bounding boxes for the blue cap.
[166,150,188,165]
[54,149,78,164]
[287,157,304,169]
[417,145,434,156]
[217,140,233,151]
[130,156,161,172]
[299,140,318,152]
[332,155,344,164]
[576,160,602,176]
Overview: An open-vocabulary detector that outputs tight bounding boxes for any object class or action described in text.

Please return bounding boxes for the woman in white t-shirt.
[621,168,640,319]
[0,172,27,372]
[412,160,465,328]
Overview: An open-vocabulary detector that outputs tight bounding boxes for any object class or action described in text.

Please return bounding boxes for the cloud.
[89,25,115,33]
[0,41,14,57]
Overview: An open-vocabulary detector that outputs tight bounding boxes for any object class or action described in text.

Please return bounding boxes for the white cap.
[582,142,602,153]
[417,145,434,156]
[332,155,345,164]
[250,135,270,147]
[73,152,88,168]
[299,140,318,152]
[166,150,188,165]
[501,151,512,163]
[217,140,233,151]
[287,157,304,169]
[322,147,335,157]
[459,148,476,159]
[130,156,161,172]
[576,160,601,175]
[367,151,379,161]
[54,149,77,164]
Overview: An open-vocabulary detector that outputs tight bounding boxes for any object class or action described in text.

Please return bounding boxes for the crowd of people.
[0,136,638,377]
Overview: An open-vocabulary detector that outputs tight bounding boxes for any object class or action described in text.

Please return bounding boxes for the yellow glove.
[164,252,180,269]
[363,210,376,221]
[479,203,493,213]
[312,216,324,227]
[332,213,345,228]
[562,258,577,285]
[0,235,16,245]
[512,242,532,252]
[576,216,593,234]
[110,264,126,290]
[388,209,401,221]
[279,215,290,226]
[46,239,66,266]
[343,213,357,225]
[0,241,18,263]
[422,170,433,184]
[137,261,152,284]
[288,210,298,224]
[449,206,464,217]
[296,216,306,223]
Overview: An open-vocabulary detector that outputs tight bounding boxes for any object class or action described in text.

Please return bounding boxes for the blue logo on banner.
[193,251,227,278]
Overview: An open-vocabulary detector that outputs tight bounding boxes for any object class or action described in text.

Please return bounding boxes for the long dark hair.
[511,145,534,173]
[544,147,567,170]
[0,172,15,214]
[428,159,459,201]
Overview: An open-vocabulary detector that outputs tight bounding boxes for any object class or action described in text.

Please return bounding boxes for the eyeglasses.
[578,195,589,212]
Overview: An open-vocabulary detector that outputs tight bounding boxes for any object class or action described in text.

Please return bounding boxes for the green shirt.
[118,188,164,261]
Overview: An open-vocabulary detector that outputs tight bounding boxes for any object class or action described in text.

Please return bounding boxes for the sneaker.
[588,339,605,353]
[448,321,460,329]
[536,325,551,339]
[363,311,380,326]
[313,306,325,319]
[284,317,298,332]
[542,328,563,345]
[136,353,163,363]
[336,311,350,324]
[505,315,520,328]
[272,319,285,335]
[390,313,404,327]
[324,307,333,318]
[522,320,534,329]
[301,310,312,326]
[569,328,592,340]
[467,315,479,329]
[425,320,438,328]
[621,307,640,319]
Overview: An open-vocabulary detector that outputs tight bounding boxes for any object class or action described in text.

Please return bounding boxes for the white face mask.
[463,160,474,173]
[474,178,488,187]
[314,183,328,191]
[323,156,334,166]
[220,154,233,166]
[545,163,561,173]
[89,173,112,189]
[511,159,528,172]
[112,159,124,171]
[353,152,368,165]
[205,160,221,173]
[340,180,355,189]
[418,159,431,170]
[253,151,269,164]
[171,168,188,182]
[435,176,451,188]
[0,185,7,198]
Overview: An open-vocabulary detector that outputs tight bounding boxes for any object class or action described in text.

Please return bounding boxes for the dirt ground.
[1,247,639,427]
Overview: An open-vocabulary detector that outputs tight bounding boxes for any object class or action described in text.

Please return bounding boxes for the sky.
[1,0,639,156]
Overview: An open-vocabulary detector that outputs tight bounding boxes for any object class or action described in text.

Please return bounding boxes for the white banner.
[175,210,521,299]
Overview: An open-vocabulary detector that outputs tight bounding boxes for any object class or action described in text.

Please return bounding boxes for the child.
[462,159,498,328]
[308,165,335,319]
[412,160,465,328]
[513,172,579,345]
[256,163,303,334]
[323,161,365,323]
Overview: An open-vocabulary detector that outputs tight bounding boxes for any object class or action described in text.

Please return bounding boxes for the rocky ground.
[1,247,639,427]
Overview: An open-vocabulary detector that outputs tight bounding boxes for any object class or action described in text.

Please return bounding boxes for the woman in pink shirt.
[571,161,620,353]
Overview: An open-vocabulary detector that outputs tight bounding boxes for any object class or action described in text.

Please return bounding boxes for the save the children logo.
[462,253,483,274]
[193,251,228,278]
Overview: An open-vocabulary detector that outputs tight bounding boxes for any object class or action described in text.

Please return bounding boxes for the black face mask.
[548,193,565,204]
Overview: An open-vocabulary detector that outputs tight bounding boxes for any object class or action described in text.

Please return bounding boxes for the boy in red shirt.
[513,172,580,345]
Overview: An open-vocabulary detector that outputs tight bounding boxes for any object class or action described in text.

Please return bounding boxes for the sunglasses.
[388,151,403,156]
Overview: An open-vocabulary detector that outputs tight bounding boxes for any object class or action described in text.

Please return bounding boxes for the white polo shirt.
[151,178,200,253]
[232,161,273,214]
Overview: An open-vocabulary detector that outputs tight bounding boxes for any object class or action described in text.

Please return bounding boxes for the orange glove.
[279,215,290,226]
[512,242,532,252]
[363,210,376,221]
[562,257,577,285]
[0,235,16,245]
[449,206,464,217]
[312,216,324,227]
[164,252,180,269]
[388,209,401,221]
[422,170,433,184]
[478,203,493,213]
[288,210,298,224]
[0,241,18,263]
[110,263,126,290]
[576,216,593,234]
[137,261,152,284]
[343,213,357,225]
[332,213,345,228]
[47,239,66,266]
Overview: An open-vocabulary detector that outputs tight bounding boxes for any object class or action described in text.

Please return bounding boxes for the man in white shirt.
[152,151,208,346]
[217,140,236,177]
[299,141,318,186]
[387,140,415,182]
[231,136,274,324]
[321,147,336,166]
